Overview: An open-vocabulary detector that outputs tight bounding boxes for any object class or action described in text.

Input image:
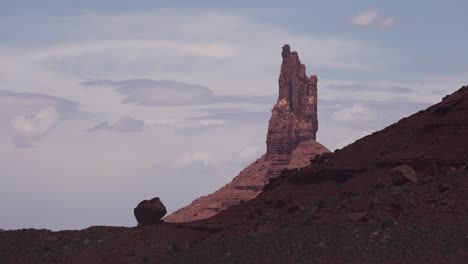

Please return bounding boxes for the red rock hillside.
[164,45,329,223]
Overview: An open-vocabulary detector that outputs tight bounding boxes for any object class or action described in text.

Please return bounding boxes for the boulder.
[390,165,418,186]
[134,197,167,225]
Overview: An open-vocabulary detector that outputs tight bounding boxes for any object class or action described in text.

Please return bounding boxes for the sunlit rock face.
[164,45,329,223]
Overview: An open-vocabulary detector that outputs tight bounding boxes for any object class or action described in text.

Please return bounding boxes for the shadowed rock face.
[164,45,329,223]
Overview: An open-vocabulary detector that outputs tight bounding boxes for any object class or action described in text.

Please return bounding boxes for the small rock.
[438,183,454,192]
[347,212,368,222]
[390,165,418,185]
[440,200,461,213]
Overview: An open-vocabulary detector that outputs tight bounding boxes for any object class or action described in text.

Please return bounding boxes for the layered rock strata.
[164,45,329,223]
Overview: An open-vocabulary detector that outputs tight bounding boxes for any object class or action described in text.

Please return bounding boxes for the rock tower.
[165,45,329,223]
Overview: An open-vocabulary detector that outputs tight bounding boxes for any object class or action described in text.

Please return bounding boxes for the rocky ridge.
[164,45,329,223]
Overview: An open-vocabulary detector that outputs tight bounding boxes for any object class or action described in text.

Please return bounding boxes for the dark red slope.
[200,85,468,228]
[331,86,468,167]
[171,85,468,263]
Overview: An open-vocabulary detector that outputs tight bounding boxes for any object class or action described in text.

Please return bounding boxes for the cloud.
[0,90,78,116]
[171,151,217,168]
[191,110,270,123]
[83,79,216,106]
[350,9,380,27]
[234,144,264,165]
[11,107,60,148]
[350,9,396,28]
[82,79,273,106]
[333,129,376,150]
[145,119,226,132]
[0,90,80,147]
[331,103,377,125]
[318,98,431,151]
[88,117,145,132]
[326,84,414,94]
[380,16,396,28]
[0,8,386,98]
[216,95,275,105]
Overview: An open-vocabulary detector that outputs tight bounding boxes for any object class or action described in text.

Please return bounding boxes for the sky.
[0,0,467,230]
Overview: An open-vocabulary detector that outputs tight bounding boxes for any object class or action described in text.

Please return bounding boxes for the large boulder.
[134,197,167,225]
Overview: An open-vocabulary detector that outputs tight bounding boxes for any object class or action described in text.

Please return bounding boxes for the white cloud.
[235,144,264,165]
[334,129,376,150]
[350,9,396,28]
[350,9,380,27]
[380,16,396,28]
[331,103,376,125]
[171,151,217,168]
[11,106,60,147]
[144,119,225,131]
[0,90,80,147]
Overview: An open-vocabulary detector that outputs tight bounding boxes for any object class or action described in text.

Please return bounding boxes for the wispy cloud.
[82,79,273,106]
[88,117,145,133]
[171,151,218,168]
[331,103,376,125]
[0,9,385,93]
[350,9,396,28]
[234,144,264,165]
[326,84,414,94]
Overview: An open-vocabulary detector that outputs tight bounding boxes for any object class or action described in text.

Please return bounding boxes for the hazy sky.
[1,0,467,230]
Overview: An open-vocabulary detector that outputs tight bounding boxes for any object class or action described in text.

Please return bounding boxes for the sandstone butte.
[165,44,330,223]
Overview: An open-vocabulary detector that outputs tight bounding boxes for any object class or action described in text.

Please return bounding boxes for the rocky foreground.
[2,85,468,263]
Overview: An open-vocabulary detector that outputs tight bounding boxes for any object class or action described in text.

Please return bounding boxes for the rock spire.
[164,45,329,223]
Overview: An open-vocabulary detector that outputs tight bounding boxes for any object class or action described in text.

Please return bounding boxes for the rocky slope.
[164,45,329,223]
[172,84,468,263]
